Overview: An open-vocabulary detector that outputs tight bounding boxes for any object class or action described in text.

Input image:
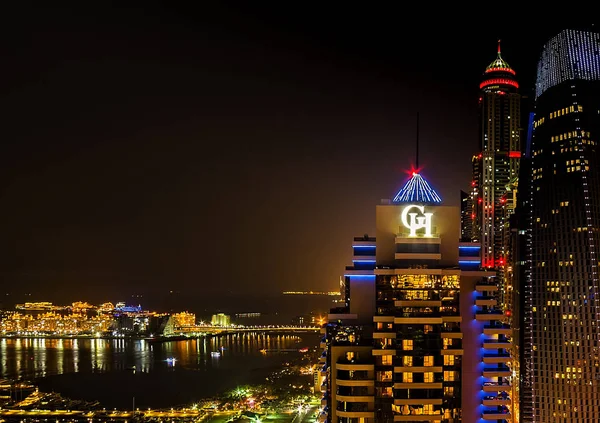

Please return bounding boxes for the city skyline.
[0,5,573,302]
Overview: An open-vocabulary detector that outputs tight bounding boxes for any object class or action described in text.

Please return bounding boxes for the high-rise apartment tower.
[523,28,600,423]
[471,42,521,269]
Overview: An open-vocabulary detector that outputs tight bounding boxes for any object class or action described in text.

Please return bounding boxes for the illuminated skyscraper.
[319,172,514,423]
[471,42,521,268]
[522,28,600,423]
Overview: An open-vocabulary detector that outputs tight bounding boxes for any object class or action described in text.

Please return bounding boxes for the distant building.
[171,311,196,327]
[460,190,472,241]
[211,313,230,327]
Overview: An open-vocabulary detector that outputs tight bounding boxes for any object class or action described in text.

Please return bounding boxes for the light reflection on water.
[0,333,310,380]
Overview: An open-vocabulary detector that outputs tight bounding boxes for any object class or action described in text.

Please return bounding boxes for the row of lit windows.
[403,371,457,382]
[401,355,455,366]
[552,130,591,143]
[567,165,590,173]
[550,104,583,120]
[566,159,588,166]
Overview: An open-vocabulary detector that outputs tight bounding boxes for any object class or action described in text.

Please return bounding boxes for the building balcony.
[483,323,511,336]
[336,379,375,387]
[393,414,443,422]
[475,310,506,321]
[394,316,443,324]
[393,399,443,406]
[441,328,463,339]
[336,395,374,402]
[319,355,326,363]
[476,283,498,292]
[475,296,498,307]
[372,348,396,355]
[336,410,374,419]
[483,366,511,378]
[482,396,511,407]
[393,383,443,390]
[394,300,442,308]
[482,382,512,393]
[395,253,441,261]
[481,410,511,421]
[441,349,463,355]
[394,366,443,373]
[482,339,511,349]
[483,353,511,364]
[373,332,396,339]
[321,396,328,406]
[336,362,375,371]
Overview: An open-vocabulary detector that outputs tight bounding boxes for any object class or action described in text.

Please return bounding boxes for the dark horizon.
[0,5,577,303]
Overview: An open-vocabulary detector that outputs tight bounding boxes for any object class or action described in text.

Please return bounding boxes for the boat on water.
[211,351,221,357]
[166,357,177,365]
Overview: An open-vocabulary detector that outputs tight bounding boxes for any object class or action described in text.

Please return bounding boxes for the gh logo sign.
[401,205,433,237]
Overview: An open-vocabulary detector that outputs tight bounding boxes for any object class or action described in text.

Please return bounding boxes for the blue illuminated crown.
[392,172,442,204]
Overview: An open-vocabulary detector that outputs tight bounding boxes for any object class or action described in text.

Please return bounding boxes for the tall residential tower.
[523,28,600,422]
[471,42,521,269]
[319,172,514,423]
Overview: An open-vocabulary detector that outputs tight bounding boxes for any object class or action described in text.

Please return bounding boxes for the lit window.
[424,372,434,383]
[444,355,455,366]
[424,356,434,366]
[443,371,456,382]
[402,339,413,350]
[403,372,413,383]
[403,356,413,366]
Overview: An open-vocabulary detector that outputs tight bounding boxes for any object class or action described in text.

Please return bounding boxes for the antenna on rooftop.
[416,112,420,170]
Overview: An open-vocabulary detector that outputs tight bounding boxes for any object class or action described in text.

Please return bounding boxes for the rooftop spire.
[484,39,516,76]
[392,172,442,204]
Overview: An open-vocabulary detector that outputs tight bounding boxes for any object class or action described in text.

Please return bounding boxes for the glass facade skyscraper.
[524,29,600,422]
[471,42,521,269]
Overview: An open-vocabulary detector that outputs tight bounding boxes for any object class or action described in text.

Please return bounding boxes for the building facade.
[522,29,600,422]
[471,42,521,269]
[319,173,514,423]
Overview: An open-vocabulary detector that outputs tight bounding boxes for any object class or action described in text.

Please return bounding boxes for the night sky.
[0,5,568,306]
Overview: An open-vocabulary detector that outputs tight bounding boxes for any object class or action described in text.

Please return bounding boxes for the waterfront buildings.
[211,313,231,327]
[171,311,196,328]
[522,28,600,423]
[320,172,513,423]
[470,42,521,269]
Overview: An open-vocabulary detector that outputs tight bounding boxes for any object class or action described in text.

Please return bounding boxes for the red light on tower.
[508,151,521,158]
[478,198,483,204]
[471,213,476,219]
[471,181,476,187]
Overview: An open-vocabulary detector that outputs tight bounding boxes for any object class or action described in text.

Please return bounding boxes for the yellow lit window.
[444,355,455,366]
[381,355,393,366]
[443,371,456,381]
[424,356,434,366]
[403,356,413,366]
[403,372,413,382]
[424,372,434,383]
[402,339,413,350]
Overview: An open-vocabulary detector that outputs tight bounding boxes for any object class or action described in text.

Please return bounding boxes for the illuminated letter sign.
[401,205,433,237]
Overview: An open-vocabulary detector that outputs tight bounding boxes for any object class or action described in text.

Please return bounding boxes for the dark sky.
[0,5,568,305]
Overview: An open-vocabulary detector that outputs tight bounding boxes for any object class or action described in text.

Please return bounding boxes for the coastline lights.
[392,172,442,204]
